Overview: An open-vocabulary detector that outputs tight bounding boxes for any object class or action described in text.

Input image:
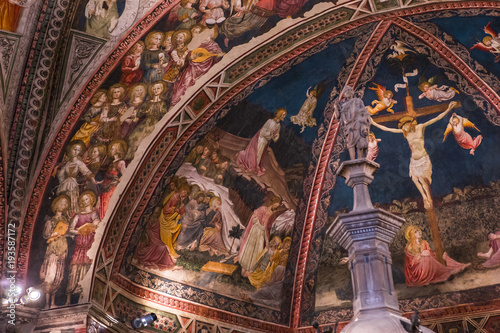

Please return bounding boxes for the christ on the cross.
[370,101,458,209]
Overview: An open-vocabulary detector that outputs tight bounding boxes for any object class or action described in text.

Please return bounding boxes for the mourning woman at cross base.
[404,225,470,287]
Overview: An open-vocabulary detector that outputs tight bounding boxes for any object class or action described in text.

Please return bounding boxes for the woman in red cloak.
[404,225,470,287]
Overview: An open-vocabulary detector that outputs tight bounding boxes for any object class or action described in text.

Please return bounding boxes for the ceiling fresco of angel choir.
[31,79,180,308]
[76,0,330,111]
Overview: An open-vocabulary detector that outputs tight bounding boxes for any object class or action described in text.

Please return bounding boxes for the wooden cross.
[371,95,461,264]
[372,96,462,123]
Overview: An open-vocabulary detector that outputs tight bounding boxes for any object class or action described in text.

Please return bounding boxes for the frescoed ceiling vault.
[2,0,500,332]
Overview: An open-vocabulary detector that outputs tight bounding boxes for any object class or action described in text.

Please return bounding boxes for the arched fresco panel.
[113,33,364,322]
[316,16,500,324]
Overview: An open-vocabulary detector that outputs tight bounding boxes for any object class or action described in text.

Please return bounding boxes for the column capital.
[327,208,404,249]
[336,159,380,211]
[337,158,380,186]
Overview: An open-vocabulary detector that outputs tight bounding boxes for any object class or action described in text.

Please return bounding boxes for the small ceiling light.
[131,313,158,329]
[26,287,41,301]
[8,287,41,305]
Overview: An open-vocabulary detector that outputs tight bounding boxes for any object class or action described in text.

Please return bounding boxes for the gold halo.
[107,83,127,100]
[90,89,109,105]
[51,194,71,214]
[179,185,191,193]
[108,139,128,158]
[190,24,206,35]
[144,31,165,49]
[418,81,430,92]
[398,116,415,129]
[209,196,222,207]
[172,29,192,47]
[79,190,97,207]
[88,143,107,158]
[148,80,168,97]
[128,82,148,100]
[270,196,282,205]
[127,41,145,55]
[194,191,206,199]
[270,236,282,248]
[66,140,86,156]
[404,225,422,242]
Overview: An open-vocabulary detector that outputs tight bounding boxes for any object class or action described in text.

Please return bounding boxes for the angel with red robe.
[443,113,483,155]
[471,21,500,63]
[366,83,396,115]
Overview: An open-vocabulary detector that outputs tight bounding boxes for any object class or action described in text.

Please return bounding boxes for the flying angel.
[366,83,396,115]
[471,21,500,63]
[443,113,483,155]
[418,75,459,102]
[291,80,329,133]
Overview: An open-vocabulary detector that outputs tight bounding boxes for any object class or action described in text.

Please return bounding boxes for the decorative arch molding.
[10,1,500,330]
[6,0,72,276]
[2,0,46,130]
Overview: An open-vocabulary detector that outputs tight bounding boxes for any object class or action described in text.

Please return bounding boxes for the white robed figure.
[291,87,317,133]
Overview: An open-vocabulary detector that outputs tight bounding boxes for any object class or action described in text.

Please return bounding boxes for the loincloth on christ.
[409,154,432,184]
